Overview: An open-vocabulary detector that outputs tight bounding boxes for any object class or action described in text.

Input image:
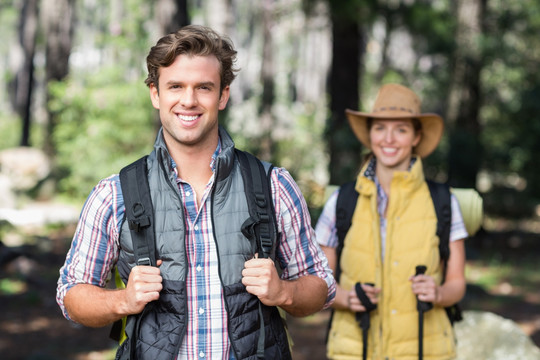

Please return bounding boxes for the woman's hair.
[145,25,239,93]
[362,117,423,165]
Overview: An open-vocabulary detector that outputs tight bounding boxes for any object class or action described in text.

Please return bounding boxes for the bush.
[49,67,156,201]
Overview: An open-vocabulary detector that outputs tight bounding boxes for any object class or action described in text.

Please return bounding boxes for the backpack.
[110,149,279,342]
[334,179,470,325]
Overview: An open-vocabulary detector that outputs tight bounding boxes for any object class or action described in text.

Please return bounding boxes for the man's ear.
[149,83,160,110]
[218,86,230,110]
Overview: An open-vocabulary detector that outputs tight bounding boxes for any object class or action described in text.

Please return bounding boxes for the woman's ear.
[412,130,422,147]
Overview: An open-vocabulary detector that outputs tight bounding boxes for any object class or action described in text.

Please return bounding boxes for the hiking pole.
[415,265,433,360]
[355,282,377,360]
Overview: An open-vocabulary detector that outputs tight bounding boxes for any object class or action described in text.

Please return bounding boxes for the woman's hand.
[347,284,381,312]
[410,273,439,303]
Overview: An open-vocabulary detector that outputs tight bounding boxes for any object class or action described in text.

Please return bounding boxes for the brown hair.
[145,25,239,93]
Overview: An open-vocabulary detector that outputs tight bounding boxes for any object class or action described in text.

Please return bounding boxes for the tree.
[42,0,75,159]
[9,0,39,147]
[325,0,373,185]
[156,0,190,36]
[256,0,276,162]
[446,0,485,188]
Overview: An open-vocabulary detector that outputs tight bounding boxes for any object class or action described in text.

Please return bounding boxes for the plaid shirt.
[57,141,335,360]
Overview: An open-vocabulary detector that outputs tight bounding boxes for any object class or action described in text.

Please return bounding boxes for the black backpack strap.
[119,156,156,267]
[110,156,156,342]
[354,282,377,360]
[236,149,277,260]
[426,179,463,324]
[335,181,358,281]
[426,180,451,274]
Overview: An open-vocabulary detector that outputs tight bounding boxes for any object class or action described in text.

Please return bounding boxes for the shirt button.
[194,224,199,231]
[391,309,397,314]
[199,351,205,358]
[186,191,191,197]
[196,264,202,272]
[199,307,205,315]
[394,261,399,266]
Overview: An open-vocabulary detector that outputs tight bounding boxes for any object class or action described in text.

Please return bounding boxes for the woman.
[315,83,468,360]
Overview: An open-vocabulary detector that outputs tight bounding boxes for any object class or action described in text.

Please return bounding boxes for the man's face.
[150,54,230,152]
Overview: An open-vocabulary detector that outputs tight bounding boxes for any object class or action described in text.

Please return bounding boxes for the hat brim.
[345,109,444,158]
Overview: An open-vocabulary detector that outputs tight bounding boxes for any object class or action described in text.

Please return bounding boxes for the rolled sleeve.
[270,167,336,308]
[56,175,124,320]
[450,193,469,242]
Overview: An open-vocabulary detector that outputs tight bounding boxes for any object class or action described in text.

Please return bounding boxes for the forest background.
[0,0,539,359]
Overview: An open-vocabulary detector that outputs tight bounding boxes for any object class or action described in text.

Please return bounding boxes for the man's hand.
[241,255,286,307]
[122,260,163,314]
[64,260,163,327]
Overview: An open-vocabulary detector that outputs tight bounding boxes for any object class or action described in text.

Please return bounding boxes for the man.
[56,25,335,360]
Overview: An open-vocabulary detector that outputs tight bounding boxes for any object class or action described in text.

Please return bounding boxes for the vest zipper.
[158,151,189,359]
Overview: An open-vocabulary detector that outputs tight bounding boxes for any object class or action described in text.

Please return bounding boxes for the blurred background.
[0,0,539,359]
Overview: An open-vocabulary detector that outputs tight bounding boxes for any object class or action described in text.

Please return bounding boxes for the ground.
[0,224,538,360]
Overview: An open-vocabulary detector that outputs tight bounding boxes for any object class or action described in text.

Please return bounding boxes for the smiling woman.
[315,83,467,360]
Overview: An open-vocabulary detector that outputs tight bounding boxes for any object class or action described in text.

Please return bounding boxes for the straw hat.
[346,83,444,158]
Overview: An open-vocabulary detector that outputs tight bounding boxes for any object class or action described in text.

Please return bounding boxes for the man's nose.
[180,88,197,107]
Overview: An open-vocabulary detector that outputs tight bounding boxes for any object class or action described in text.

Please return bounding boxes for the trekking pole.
[354,282,377,360]
[415,265,433,360]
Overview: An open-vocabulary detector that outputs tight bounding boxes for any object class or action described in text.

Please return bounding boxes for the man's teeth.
[178,114,198,121]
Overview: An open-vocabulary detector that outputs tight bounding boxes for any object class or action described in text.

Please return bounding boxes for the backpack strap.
[335,181,358,281]
[426,179,463,323]
[119,155,156,267]
[110,156,156,342]
[426,180,451,278]
[236,149,277,260]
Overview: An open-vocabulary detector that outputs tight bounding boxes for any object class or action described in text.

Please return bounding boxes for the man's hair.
[145,25,238,92]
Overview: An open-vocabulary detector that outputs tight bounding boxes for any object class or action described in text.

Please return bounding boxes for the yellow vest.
[327,158,456,360]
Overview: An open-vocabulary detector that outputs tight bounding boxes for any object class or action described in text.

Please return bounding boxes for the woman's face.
[369,118,421,172]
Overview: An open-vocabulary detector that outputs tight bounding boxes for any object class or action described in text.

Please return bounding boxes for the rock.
[0,174,16,208]
[455,310,540,359]
[0,147,50,191]
[0,203,80,227]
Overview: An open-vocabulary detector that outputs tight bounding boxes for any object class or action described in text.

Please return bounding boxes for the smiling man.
[56,25,335,360]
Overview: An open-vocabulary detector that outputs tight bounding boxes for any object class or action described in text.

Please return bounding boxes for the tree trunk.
[446,0,486,188]
[42,0,75,159]
[256,0,276,162]
[327,1,363,185]
[10,0,39,147]
[156,0,190,36]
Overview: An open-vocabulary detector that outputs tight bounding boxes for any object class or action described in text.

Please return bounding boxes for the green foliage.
[0,278,27,295]
[479,0,540,216]
[0,113,19,150]
[49,67,155,201]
